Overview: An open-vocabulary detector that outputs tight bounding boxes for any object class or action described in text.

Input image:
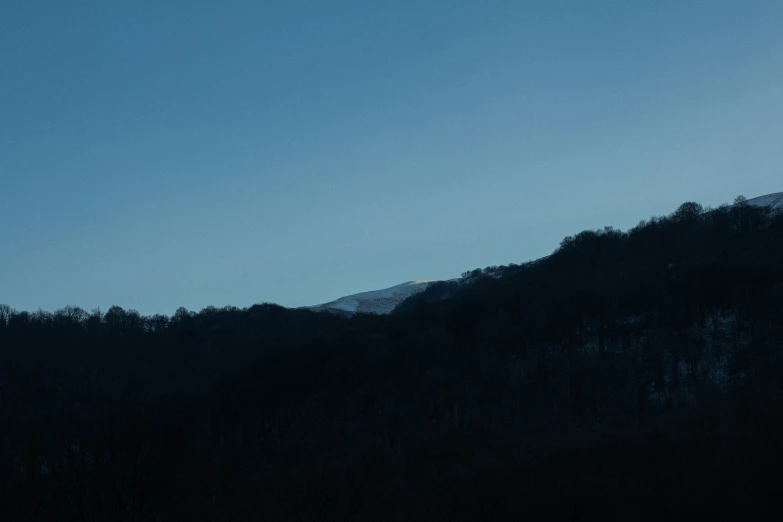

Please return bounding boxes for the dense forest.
[2,196,783,521]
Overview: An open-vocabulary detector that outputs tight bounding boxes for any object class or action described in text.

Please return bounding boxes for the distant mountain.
[305,280,445,315]
[747,192,783,209]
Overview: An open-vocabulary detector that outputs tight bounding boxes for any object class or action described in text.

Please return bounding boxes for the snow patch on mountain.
[746,192,783,209]
[306,280,442,315]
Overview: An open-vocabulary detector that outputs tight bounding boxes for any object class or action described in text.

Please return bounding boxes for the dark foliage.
[2,198,783,520]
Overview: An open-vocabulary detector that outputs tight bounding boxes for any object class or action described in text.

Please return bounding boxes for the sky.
[2,1,783,315]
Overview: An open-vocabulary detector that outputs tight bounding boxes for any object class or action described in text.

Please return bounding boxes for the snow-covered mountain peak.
[305,280,441,315]
[746,192,783,209]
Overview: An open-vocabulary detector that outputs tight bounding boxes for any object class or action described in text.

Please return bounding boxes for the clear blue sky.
[2,1,782,315]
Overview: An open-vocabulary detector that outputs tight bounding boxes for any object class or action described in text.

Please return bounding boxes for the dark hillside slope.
[1,197,783,520]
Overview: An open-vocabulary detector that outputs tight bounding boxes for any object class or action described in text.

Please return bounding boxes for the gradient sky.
[2,1,782,315]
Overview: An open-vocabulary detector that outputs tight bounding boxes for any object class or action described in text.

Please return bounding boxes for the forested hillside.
[2,196,783,521]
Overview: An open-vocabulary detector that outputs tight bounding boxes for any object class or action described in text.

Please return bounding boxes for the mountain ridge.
[304,191,782,316]
[304,280,447,315]
[746,191,783,209]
